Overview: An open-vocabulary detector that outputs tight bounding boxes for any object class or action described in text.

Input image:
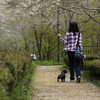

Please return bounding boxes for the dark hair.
[68,22,79,35]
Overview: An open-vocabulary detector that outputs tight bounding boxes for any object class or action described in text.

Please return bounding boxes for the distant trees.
[0,0,100,60]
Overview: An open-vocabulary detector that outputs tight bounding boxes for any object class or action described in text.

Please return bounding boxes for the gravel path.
[32,66,100,100]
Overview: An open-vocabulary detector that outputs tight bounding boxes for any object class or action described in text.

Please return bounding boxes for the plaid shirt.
[60,32,83,52]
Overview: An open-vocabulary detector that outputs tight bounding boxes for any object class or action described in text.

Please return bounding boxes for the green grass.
[34,59,64,66]
[34,60,54,66]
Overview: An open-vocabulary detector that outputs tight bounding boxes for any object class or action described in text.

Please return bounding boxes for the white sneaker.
[76,76,81,83]
[70,80,74,82]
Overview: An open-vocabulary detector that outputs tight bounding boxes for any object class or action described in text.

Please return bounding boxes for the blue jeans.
[67,51,81,80]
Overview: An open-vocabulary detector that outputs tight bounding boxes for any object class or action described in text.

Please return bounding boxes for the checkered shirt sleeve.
[60,32,83,52]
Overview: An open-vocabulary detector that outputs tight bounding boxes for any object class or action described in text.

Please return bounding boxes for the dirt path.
[32,66,100,100]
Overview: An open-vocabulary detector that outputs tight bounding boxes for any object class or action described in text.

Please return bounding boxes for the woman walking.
[57,22,85,83]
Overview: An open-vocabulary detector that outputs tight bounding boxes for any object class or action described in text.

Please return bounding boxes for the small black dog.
[57,70,68,82]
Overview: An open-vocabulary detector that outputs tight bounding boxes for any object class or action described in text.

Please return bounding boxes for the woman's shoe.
[76,76,81,83]
[70,80,74,82]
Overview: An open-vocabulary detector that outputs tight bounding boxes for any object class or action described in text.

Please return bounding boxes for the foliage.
[85,55,99,60]
[34,60,54,66]
[82,54,100,87]
[63,55,69,66]
[84,59,100,75]
[93,0,98,1]
[11,63,36,100]
[82,70,100,87]
[0,50,35,100]
[83,19,100,47]
[0,0,100,61]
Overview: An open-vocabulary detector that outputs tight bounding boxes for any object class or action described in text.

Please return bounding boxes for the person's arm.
[79,33,83,52]
[57,33,68,45]
[79,33,86,59]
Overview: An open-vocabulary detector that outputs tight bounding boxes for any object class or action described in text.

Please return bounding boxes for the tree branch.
[83,8,100,24]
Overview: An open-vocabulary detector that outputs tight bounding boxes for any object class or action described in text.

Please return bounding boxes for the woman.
[57,22,85,83]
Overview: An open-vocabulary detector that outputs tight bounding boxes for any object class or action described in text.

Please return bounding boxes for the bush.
[84,60,100,75]
[0,50,34,100]
[11,63,36,100]
[63,55,69,66]
[85,55,99,60]
[82,70,100,87]
[81,52,100,87]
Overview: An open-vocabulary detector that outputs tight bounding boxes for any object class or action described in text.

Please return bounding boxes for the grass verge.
[34,60,54,66]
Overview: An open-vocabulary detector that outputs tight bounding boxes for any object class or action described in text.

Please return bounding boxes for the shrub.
[85,55,99,60]
[84,60,100,75]
[82,55,100,87]
[63,55,69,66]
[0,50,34,100]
